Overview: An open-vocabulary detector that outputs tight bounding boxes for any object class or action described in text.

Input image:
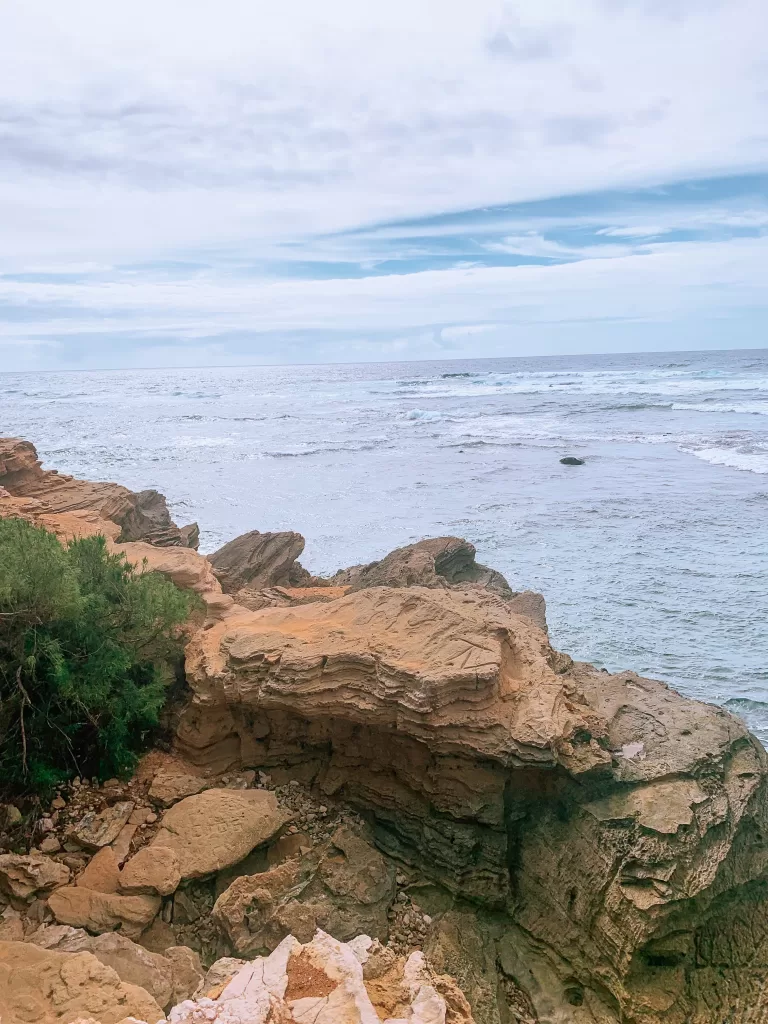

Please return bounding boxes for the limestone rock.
[0,940,164,1024]
[166,929,473,1024]
[121,847,181,897]
[48,885,160,939]
[213,826,396,957]
[148,765,207,807]
[78,847,122,894]
[209,529,311,593]
[151,789,290,881]
[0,851,70,902]
[69,802,135,851]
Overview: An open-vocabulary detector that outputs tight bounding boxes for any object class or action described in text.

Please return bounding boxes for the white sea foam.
[672,401,768,415]
[681,443,768,474]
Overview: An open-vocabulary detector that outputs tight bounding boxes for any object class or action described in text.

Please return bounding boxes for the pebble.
[39,836,61,854]
[51,797,66,811]
[145,812,158,824]
[39,817,54,833]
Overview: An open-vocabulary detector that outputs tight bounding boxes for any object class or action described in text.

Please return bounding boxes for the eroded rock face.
[0,437,198,548]
[0,852,70,903]
[209,530,312,594]
[0,939,165,1024]
[180,578,768,1023]
[213,826,396,956]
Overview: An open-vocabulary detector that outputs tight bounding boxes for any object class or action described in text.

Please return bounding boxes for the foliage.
[0,518,194,797]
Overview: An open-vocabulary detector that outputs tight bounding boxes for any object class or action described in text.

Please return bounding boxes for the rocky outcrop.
[0,436,198,548]
[0,939,165,1023]
[209,529,312,593]
[331,536,515,599]
[180,577,768,1023]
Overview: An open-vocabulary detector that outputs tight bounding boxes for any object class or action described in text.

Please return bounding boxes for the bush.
[0,517,194,798]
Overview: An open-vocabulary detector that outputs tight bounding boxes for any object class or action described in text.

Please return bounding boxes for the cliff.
[1,438,767,1024]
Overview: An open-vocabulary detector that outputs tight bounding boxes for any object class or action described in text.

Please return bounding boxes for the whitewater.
[2,348,767,741]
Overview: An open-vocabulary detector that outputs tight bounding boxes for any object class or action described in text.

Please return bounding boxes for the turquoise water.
[2,349,767,740]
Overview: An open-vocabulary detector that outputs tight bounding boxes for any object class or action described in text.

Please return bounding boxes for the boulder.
[0,851,70,903]
[120,846,181,897]
[77,847,122,894]
[150,789,290,881]
[113,542,221,595]
[148,766,207,807]
[47,885,160,939]
[209,529,311,593]
[213,826,395,957]
[331,535,515,599]
[164,929,473,1024]
[68,802,135,850]
[0,940,164,1024]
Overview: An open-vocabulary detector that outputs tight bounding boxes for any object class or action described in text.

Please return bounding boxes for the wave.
[681,442,768,474]
[672,401,768,416]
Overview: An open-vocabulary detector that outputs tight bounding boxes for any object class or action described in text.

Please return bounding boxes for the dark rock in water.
[560,456,585,466]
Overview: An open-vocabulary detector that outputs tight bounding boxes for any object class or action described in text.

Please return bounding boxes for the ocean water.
[2,349,767,742]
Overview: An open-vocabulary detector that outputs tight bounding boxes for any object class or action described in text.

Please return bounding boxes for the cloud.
[0,0,766,368]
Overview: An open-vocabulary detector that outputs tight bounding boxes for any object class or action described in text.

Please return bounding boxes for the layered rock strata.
[0,437,198,548]
[180,578,768,1024]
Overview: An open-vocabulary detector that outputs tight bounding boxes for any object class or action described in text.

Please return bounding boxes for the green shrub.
[0,517,194,798]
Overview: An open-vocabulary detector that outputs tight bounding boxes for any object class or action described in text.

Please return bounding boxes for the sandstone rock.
[1,802,23,827]
[121,846,181,897]
[331,535,514,599]
[0,940,164,1024]
[0,851,70,902]
[0,436,197,548]
[166,930,473,1024]
[202,957,248,995]
[151,789,290,881]
[181,575,768,1022]
[0,906,24,941]
[48,885,160,939]
[77,847,122,894]
[164,945,205,1005]
[213,826,395,957]
[148,766,207,807]
[209,529,310,593]
[113,542,221,595]
[39,835,62,854]
[111,823,140,866]
[69,802,135,850]
[33,928,176,1009]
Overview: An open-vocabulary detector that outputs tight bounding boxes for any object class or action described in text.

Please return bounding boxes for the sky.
[1,0,767,370]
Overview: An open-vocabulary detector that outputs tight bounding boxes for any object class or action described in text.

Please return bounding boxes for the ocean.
[2,349,767,742]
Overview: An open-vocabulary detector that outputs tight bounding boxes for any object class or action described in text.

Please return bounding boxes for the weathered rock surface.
[148,765,207,807]
[77,848,122,894]
[150,789,290,881]
[213,826,396,956]
[0,852,70,903]
[0,436,198,548]
[69,802,136,851]
[29,926,204,1010]
[180,574,768,1023]
[209,529,311,593]
[120,846,181,897]
[331,535,515,599]
[47,885,161,939]
[0,939,164,1024]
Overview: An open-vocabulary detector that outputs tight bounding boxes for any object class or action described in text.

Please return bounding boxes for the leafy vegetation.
[0,517,194,798]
